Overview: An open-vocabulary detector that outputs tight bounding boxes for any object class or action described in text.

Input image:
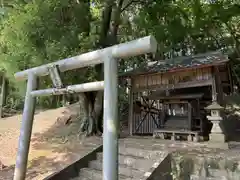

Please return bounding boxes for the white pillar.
[103,56,118,180]
[14,74,37,180]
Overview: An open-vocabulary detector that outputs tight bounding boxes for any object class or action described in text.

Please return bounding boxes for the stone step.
[96,152,155,171]
[119,146,167,160]
[208,169,229,178]
[78,168,102,180]
[119,139,165,150]
[88,160,143,178]
[70,177,91,180]
[120,137,204,150]
[78,168,132,180]
[120,139,190,152]
[190,174,225,180]
[120,142,166,151]
[192,168,238,179]
[208,169,240,180]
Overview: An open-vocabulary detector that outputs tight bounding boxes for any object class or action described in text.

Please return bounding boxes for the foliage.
[0,0,239,110]
[0,0,95,107]
[135,0,240,58]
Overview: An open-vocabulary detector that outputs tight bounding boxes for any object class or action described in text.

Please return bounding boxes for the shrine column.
[212,68,217,102]
[128,78,134,136]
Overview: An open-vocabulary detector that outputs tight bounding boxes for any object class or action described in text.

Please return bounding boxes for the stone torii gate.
[13,36,157,180]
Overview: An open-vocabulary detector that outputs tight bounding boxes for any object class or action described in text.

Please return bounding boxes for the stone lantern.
[205,101,225,143]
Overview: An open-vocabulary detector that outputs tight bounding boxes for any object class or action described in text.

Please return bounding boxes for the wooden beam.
[211,67,217,102]
[197,99,203,133]
[188,102,192,131]
[135,112,148,133]
[128,78,134,136]
[147,93,204,100]
[221,83,231,87]
[161,100,189,104]
[133,79,212,92]
[214,66,224,104]
[227,63,233,94]
[160,105,165,128]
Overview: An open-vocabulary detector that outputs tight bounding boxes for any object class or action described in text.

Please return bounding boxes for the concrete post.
[13,74,37,180]
[103,56,118,180]
[12,36,157,179]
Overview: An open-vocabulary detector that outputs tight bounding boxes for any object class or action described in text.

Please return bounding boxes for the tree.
[0,0,239,136]
[79,0,158,136]
[0,0,93,107]
[80,0,126,136]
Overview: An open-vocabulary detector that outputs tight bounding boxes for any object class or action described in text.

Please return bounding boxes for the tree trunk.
[80,0,126,136]
[0,75,6,118]
[80,0,115,136]
[225,22,240,57]
[94,91,103,134]
[79,91,103,136]
[93,0,124,134]
[87,97,95,135]
[79,92,89,133]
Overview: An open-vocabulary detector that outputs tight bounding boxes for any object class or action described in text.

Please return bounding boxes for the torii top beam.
[15,36,157,81]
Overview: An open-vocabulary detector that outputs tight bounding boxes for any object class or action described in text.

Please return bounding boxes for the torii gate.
[13,36,157,180]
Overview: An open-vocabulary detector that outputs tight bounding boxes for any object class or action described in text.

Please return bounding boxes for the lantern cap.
[205,101,224,110]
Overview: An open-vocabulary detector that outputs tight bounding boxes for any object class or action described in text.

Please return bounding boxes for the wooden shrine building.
[120,51,233,141]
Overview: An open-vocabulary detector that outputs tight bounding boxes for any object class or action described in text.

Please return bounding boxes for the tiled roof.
[120,51,229,77]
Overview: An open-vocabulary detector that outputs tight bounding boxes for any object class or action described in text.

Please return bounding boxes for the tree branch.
[121,0,148,12]
[99,0,115,47]
[110,0,124,44]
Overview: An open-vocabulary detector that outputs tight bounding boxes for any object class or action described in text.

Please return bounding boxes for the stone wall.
[171,151,240,180]
[147,154,172,180]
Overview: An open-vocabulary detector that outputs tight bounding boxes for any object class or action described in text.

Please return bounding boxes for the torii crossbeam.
[13,36,157,180]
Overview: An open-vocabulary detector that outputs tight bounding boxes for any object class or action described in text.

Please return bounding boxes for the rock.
[0,160,7,170]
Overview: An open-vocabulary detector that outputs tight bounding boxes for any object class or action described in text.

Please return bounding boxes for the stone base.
[209,133,226,143]
[187,135,192,142]
[206,142,229,150]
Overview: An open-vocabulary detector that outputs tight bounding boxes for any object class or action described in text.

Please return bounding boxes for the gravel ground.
[0,104,102,180]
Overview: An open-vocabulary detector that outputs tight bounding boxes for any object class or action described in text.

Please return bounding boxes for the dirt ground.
[0,103,102,180]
